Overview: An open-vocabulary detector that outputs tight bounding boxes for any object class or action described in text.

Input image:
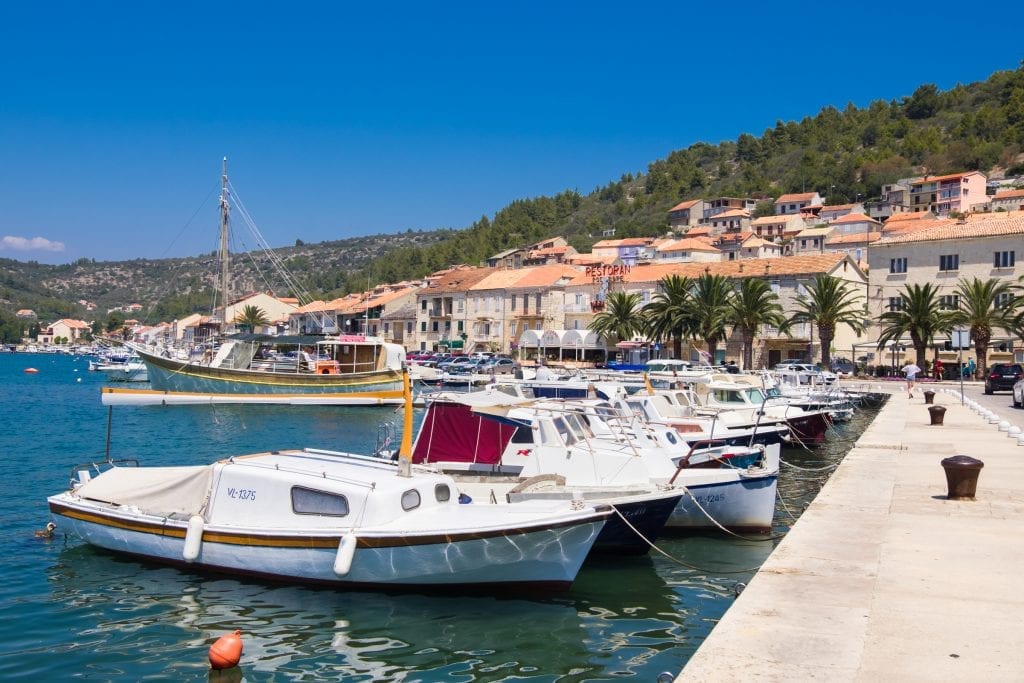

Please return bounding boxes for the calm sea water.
[0,353,877,681]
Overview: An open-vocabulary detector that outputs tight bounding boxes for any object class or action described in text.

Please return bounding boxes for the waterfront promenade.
[681,383,1024,681]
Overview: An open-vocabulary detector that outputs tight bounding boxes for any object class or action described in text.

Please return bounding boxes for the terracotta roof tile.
[832,212,881,225]
[826,232,882,245]
[775,192,817,203]
[874,211,1024,246]
[656,238,720,253]
[566,253,852,286]
[993,189,1024,200]
[669,199,701,211]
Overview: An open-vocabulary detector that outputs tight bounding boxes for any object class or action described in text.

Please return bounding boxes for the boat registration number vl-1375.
[225,487,257,501]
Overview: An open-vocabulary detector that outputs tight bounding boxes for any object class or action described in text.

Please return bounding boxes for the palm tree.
[643,275,694,359]
[784,274,865,368]
[588,292,646,346]
[728,278,785,370]
[235,304,271,332]
[950,277,1015,380]
[875,283,954,368]
[689,273,734,362]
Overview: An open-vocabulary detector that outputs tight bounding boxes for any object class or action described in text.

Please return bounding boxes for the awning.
[615,341,645,348]
[563,329,603,349]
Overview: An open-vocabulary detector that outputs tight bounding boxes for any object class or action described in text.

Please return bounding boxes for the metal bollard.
[923,390,935,404]
[940,455,984,500]
[928,405,946,425]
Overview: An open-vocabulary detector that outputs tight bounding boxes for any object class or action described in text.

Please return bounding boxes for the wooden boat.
[48,375,610,591]
[130,334,405,404]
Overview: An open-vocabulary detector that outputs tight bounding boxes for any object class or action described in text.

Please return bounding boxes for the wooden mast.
[218,157,231,321]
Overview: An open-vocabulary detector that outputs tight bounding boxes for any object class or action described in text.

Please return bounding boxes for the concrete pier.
[681,387,1024,681]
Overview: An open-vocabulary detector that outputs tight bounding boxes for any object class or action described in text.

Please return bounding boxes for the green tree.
[949,277,1015,380]
[588,292,646,345]
[689,273,734,361]
[728,278,785,370]
[234,304,271,332]
[875,283,955,368]
[643,275,694,359]
[784,275,865,368]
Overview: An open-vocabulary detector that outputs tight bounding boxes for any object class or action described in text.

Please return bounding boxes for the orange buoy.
[24,367,39,374]
[208,630,243,670]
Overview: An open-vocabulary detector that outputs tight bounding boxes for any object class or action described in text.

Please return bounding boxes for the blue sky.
[1,2,1022,265]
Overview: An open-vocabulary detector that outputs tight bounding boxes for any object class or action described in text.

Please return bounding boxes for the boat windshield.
[744,388,766,404]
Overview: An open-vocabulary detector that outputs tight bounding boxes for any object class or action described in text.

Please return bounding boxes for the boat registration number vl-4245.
[693,492,725,505]
[225,487,257,501]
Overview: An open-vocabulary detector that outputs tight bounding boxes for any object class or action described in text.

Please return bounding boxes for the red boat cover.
[412,401,517,465]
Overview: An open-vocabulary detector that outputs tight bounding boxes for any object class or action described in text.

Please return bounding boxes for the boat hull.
[48,498,605,590]
[138,349,403,399]
[666,471,778,533]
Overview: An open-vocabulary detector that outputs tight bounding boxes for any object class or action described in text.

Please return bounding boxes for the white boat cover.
[76,465,215,518]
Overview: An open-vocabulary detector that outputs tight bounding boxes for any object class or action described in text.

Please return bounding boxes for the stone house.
[867,211,1024,369]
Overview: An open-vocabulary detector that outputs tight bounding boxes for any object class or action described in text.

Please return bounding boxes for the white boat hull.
[666,470,778,532]
[49,496,605,589]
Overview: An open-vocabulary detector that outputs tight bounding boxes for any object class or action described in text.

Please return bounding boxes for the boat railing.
[68,457,141,489]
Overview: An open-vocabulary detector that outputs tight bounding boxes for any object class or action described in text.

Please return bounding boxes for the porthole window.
[664,431,678,445]
[401,488,421,511]
[435,484,451,502]
[292,486,349,517]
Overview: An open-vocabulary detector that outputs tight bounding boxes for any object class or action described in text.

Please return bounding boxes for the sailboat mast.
[218,157,231,320]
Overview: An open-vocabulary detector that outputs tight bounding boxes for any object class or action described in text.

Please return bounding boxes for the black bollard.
[940,456,984,500]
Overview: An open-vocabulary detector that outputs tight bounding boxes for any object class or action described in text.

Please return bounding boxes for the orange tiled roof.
[993,189,1024,200]
[821,204,856,212]
[426,267,497,294]
[826,232,882,245]
[657,238,720,253]
[712,209,750,219]
[775,192,818,203]
[874,211,1024,245]
[686,226,713,236]
[910,171,983,185]
[832,212,881,225]
[669,199,701,211]
[566,253,853,286]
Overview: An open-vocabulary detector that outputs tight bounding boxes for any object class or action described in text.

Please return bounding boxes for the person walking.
[901,362,921,398]
[933,358,944,380]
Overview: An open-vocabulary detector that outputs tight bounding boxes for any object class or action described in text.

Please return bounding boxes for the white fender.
[333,533,358,576]
[182,515,205,562]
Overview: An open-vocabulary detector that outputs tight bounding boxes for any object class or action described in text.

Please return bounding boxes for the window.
[435,484,451,502]
[292,487,349,517]
[401,489,421,511]
[939,254,959,271]
[888,297,905,311]
[575,293,583,305]
[996,292,1013,309]
[511,295,517,311]
[510,322,517,336]
[994,251,1015,268]
[457,300,464,313]
[406,322,414,334]
[511,425,534,444]
[420,322,426,332]
[431,321,439,332]
[420,300,427,311]
[457,320,463,332]
[890,257,907,274]
[535,294,542,310]
[939,295,959,310]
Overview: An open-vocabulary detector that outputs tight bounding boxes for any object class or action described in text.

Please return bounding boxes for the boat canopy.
[76,465,215,518]
[412,399,523,465]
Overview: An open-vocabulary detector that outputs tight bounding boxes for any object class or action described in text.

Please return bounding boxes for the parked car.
[1013,378,1024,408]
[830,358,856,378]
[984,363,1023,395]
[481,357,516,374]
[437,356,474,373]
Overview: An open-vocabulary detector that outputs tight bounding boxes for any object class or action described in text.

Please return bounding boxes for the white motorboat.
[413,391,780,534]
[47,375,611,591]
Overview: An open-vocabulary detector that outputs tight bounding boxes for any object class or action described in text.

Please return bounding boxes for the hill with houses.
[2,63,1024,346]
